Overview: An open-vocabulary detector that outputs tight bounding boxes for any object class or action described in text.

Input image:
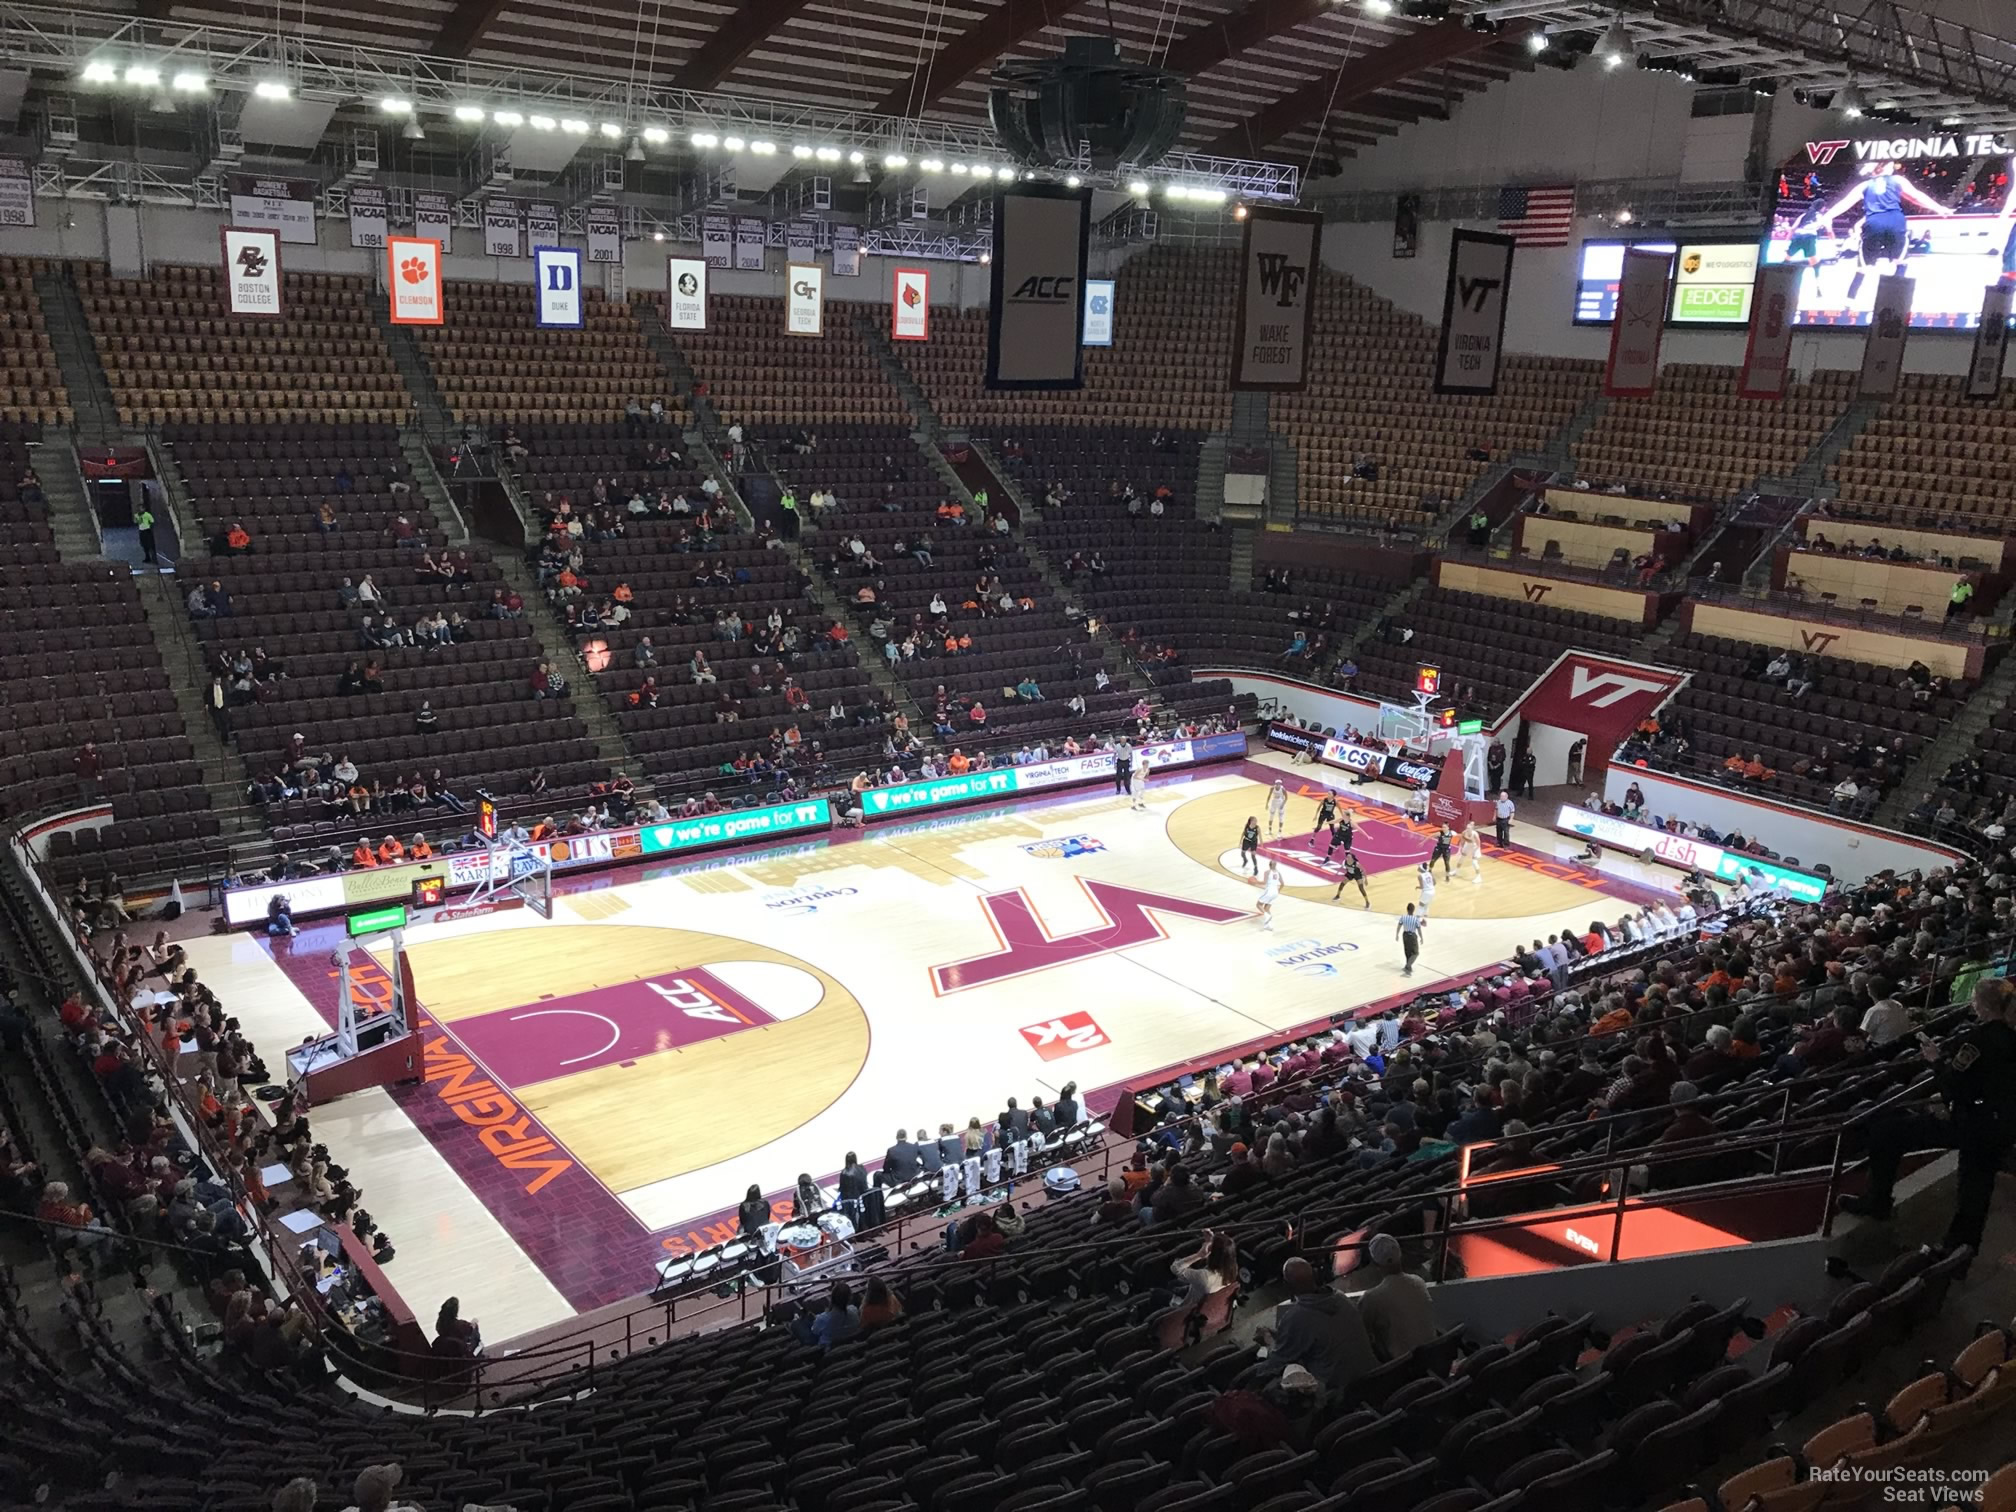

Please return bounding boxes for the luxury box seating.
[1831,372,2016,531]
[666,295,911,426]
[75,264,405,427]
[417,283,667,424]
[0,257,71,427]
[1574,366,1855,501]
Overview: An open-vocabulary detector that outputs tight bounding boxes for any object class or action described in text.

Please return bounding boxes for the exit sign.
[347,904,408,936]
[1457,719,1484,735]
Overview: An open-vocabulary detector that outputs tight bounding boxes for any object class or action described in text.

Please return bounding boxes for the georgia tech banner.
[1859,274,1914,399]
[1604,247,1672,397]
[1433,229,1513,396]
[1232,206,1320,392]
[892,266,930,341]
[1966,283,2012,401]
[786,262,823,336]
[987,185,1091,390]
[221,227,283,318]
[1738,261,1802,400]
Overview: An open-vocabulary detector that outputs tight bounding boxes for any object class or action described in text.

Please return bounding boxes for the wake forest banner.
[986,185,1091,391]
[1232,207,1320,392]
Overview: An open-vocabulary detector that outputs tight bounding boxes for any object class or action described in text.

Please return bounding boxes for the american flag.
[1497,184,1577,247]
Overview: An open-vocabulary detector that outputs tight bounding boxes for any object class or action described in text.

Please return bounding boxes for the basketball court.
[183,756,1674,1328]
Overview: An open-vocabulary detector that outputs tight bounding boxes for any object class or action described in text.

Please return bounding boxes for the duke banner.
[227,174,316,244]
[347,186,387,250]
[666,258,708,331]
[1604,247,1672,397]
[987,185,1091,391]
[1859,274,1914,399]
[1433,229,1513,395]
[1232,206,1320,392]
[484,199,523,258]
[1966,283,2013,401]
[585,206,621,264]
[892,267,930,341]
[414,191,453,255]
[526,202,559,244]
[535,246,583,328]
[734,216,766,270]
[701,213,732,269]
[786,262,824,336]
[221,228,283,318]
[831,225,861,277]
[1737,261,1801,399]
[0,157,32,228]
[387,236,444,325]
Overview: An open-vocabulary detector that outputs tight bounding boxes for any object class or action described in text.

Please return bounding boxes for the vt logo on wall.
[932,879,1248,994]
[1507,651,1689,781]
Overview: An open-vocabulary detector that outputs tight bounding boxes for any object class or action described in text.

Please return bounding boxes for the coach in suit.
[936,1123,964,1169]
[998,1098,1032,1141]
[918,1130,944,1176]
[883,1130,922,1183]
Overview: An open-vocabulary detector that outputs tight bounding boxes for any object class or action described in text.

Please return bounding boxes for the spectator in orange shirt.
[224,521,252,554]
[825,621,850,647]
[969,701,988,727]
[352,841,378,868]
[409,834,433,861]
[376,834,405,865]
[1591,1001,1635,1037]
[612,581,634,604]
[1741,754,1773,782]
[528,817,556,842]
[948,749,971,775]
[1722,753,1747,778]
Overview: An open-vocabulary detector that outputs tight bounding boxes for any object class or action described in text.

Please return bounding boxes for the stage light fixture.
[527,115,556,131]
[124,64,160,86]
[792,144,814,159]
[988,35,1186,170]
[561,119,590,135]
[600,121,623,138]
[380,96,411,114]
[721,134,746,150]
[1527,31,1549,53]
[172,70,207,93]
[1836,79,1866,117]
[625,137,646,162]
[815,146,841,161]
[653,230,665,242]
[1065,173,1081,187]
[1596,18,1636,68]
[455,104,485,122]
[1364,0,1394,13]
[255,79,291,100]
[848,149,866,164]
[750,139,776,154]
[402,118,425,142]
[493,109,524,127]
[642,126,670,144]
[919,157,943,171]
[1127,178,1149,196]
[690,130,719,147]
[81,59,118,83]
[884,151,909,167]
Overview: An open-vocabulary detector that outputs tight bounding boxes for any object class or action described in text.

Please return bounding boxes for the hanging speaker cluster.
[987,36,1188,171]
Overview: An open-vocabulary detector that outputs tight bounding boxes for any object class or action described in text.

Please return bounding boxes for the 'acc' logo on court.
[1020,1011,1110,1060]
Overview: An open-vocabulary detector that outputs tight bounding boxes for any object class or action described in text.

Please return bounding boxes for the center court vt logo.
[932,880,1248,994]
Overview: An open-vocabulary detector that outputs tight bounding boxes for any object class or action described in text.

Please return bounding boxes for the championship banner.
[484,199,523,258]
[1604,247,1672,397]
[701,213,732,270]
[786,262,824,336]
[666,257,708,331]
[386,236,444,325]
[0,157,34,228]
[734,216,767,270]
[1859,274,1914,399]
[220,227,283,318]
[414,191,453,255]
[892,266,929,341]
[1966,283,2013,401]
[526,202,560,244]
[585,206,621,264]
[832,224,861,277]
[227,174,316,244]
[1082,279,1115,346]
[1433,229,1513,395]
[786,221,816,261]
[347,185,387,250]
[535,246,583,328]
[1232,206,1320,392]
[986,184,1091,391]
[1393,192,1419,259]
[1737,261,1801,399]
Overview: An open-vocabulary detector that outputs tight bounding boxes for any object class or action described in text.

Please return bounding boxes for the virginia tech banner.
[1859,274,1914,399]
[221,227,283,317]
[1604,247,1672,397]
[986,185,1091,391]
[1232,206,1320,392]
[1737,261,1801,400]
[1967,283,2013,401]
[1433,229,1513,396]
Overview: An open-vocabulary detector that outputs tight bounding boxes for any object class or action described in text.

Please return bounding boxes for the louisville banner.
[1433,229,1513,395]
[786,262,824,336]
[387,236,444,325]
[1604,247,1673,397]
[1737,261,1801,399]
[483,199,523,258]
[987,184,1091,391]
[526,201,559,244]
[535,246,583,328]
[1232,206,1321,392]
[227,174,316,244]
[413,191,453,256]
[666,258,708,331]
[831,224,861,277]
[734,216,766,271]
[701,213,732,270]
[1858,274,1914,399]
[0,156,32,228]
[892,267,930,341]
[585,206,621,264]
[1966,283,2013,401]
[347,185,387,250]
[220,227,283,318]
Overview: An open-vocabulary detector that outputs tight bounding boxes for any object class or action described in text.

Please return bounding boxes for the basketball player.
[1310,790,1338,846]
[1332,850,1370,907]
[1415,862,1436,918]
[1239,815,1261,876]
[1430,824,1454,880]
[1255,862,1282,932]
[1457,819,1483,881]
[1824,160,1949,304]
[1129,743,1150,812]
[1323,811,1355,863]
[1265,780,1288,838]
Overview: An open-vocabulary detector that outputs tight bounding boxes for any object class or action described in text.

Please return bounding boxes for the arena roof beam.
[429,0,515,58]
[1158,0,1352,82]
[873,0,1073,117]
[1202,18,1529,156]
[671,0,816,91]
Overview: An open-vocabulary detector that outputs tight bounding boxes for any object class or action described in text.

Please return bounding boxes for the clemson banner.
[388,236,444,325]
[892,266,929,341]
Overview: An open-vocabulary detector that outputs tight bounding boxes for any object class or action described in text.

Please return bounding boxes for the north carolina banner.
[1604,247,1672,397]
[1232,206,1320,392]
[1966,283,2013,401]
[347,185,387,250]
[414,191,453,255]
[221,227,283,318]
[585,206,621,264]
[1859,274,1914,399]
[892,267,929,341]
[1433,229,1513,396]
[1738,261,1801,400]
[987,185,1090,391]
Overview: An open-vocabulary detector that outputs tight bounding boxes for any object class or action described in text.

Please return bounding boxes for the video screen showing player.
[1766,142,2016,327]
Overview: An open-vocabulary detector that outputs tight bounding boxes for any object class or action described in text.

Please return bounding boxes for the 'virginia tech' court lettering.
[932,879,1248,994]
[423,1036,575,1194]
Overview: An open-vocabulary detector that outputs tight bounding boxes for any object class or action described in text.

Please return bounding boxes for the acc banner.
[0,157,33,228]
[734,216,766,270]
[987,184,1091,390]
[832,225,861,277]
[1966,284,2012,401]
[892,267,930,341]
[1082,278,1115,346]
[484,199,523,258]
[1433,229,1514,395]
[666,257,708,331]
[1738,261,1801,399]
[221,228,283,318]
[787,262,824,336]
[701,213,732,269]
[586,206,621,264]
[1604,247,1672,396]
[535,246,583,328]
[386,236,444,325]
[414,191,453,255]
[347,186,387,249]
[227,174,316,244]
[1859,274,1914,399]
[1232,206,1320,392]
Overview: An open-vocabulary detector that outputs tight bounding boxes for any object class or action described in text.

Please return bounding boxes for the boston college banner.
[1859,274,1914,399]
[1966,283,2013,401]
[986,184,1090,391]
[221,227,283,318]
[1604,247,1672,397]
[1737,261,1801,400]
[1433,229,1513,396]
[1231,206,1320,392]
[892,267,929,342]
